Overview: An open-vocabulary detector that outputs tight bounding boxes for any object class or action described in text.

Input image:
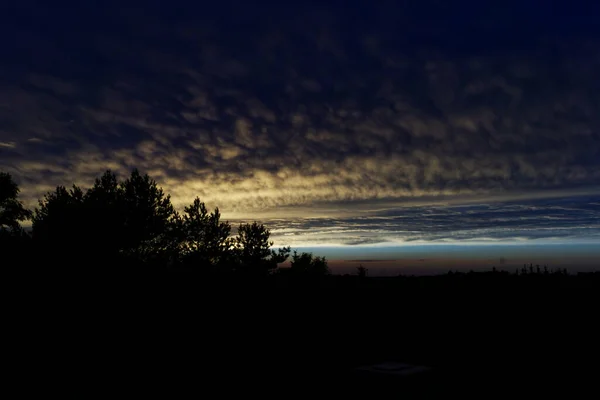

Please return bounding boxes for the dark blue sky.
[1,0,599,273]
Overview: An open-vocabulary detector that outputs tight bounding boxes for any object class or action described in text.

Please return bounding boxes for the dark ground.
[24,271,599,398]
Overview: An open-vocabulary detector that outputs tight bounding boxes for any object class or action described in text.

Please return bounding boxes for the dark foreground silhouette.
[21,270,597,399]
[3,170,599,398]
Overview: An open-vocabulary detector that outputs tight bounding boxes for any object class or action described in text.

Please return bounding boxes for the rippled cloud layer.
[262,196,600,247]
[1,1,599,249]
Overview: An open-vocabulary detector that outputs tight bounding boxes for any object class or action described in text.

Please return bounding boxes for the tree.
[290,251,330,277]
[357,265,368,278]
[32,185,85,244]
[22,168,333,273]
[30,184,88,266]
[234,222,290,276]
[118,169,177,263]
[0,172,31,233]
[181,198,232,270]
[31,169,179,267]
[0,172,33,264]
[84,170,125,257]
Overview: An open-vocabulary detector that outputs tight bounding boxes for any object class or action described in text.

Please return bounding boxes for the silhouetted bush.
[289,250,330,277]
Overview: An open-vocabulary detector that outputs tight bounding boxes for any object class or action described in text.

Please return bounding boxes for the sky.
[1,0,599,274]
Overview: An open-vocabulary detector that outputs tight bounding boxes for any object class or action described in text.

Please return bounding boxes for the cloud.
[1,2,599,247]
[261,195,600,247]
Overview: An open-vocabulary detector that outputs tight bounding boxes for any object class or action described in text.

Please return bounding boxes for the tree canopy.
[235,222,291,276]
[0,172,32,233]
[290,251,330,277]
[2,169,305,275]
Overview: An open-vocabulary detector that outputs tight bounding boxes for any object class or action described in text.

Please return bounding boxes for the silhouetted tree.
[0,172,32,233]
[84,170,125,258]
[234,222,290,276]
[23,168,340,273]
[32,184,86,259]
[31,169,179,267]
[357,265,368,278]
[0,173,33,263]
[289,251,329,277]
[180,198,232,271]
[117,169,177,264]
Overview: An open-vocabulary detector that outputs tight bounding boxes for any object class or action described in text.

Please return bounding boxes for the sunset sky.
[1,0,599,274]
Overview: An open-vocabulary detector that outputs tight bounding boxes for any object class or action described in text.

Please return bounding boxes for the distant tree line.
[0,169,329,276]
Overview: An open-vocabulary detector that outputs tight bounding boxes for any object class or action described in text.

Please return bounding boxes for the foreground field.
[28,272,599,398]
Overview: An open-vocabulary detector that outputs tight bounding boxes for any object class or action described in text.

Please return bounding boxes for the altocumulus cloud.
[1,1,599,246]
[261,195,600,247]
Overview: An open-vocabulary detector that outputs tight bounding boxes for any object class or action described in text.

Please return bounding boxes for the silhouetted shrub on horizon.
[284,250,330,277]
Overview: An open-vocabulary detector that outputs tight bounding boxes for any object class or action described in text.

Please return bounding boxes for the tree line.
[0,170,328,276]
